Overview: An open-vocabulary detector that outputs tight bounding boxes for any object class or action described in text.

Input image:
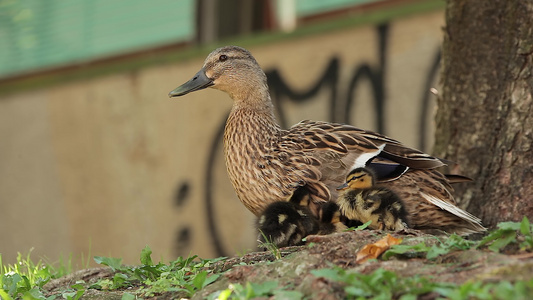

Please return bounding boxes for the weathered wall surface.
[0,11,443,265]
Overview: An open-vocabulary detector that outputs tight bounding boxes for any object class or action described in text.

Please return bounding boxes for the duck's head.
[168,46,269,102]
[336,167,376,190]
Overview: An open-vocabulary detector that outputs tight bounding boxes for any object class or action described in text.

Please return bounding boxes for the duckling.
[169,45,485,235]
[316,201,349,234]
[256,187,320,248]
[289,185,348,234]
[256,200,319,248]
[336,167,409,231]
[257,186,347,248]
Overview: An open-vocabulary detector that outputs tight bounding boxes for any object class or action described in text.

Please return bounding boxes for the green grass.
[345,220,373,231]
[91,246,224,298]
[257,231,283,260]
[0,246,224,299]
[382,233,476,260]
[311,266,533,300]
[2,217,533,299]
[312,266,453,299]
[476,216,533,252]
[382,216,533,261]
[0,250,70,300]
[209,280,305,300]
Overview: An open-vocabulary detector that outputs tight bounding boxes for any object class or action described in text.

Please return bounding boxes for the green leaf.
[244,282,255,299]
[520,217,531,235]
[111,273,130,289]
[70,284,84,290]
[22,288,46,300]
[311,268,344,282]
[382,243,430,260]
[432,286,456,298]
[214,288,232,300]
[345,286,371,297]
[497,221,521,231]
[273,290,303,300]
[488,231,517,252]
[249,281,278,296]
[203,274,220,288]
[72,290,85,300]
[62,292,77,300]
[347,220,372,231]
[446,234,476,249]
[140,246,153,266]
[121,293,136,300]
[0,289,14,300]
[64,283,85,300]
[477,230,505,248]
[192,271,207,290]
[4,273,22,295]
[426,245,450,260]
[93,256,123,272]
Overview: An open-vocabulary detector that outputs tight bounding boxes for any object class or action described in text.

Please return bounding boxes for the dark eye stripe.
[347,173,366,182]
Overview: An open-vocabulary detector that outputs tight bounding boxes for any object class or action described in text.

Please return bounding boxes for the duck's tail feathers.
[420,192,486,234]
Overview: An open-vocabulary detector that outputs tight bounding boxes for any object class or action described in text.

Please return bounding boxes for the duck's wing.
[283,120,484,233]
[284,120,446,193]
[290,120,445,168]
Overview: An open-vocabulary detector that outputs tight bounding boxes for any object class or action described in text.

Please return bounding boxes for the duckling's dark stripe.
[347,167,375,178]
[347,173,366,182]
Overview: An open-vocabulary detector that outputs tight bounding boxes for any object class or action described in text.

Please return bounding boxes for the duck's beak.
[336,183,348,191]
[168,69,214,98]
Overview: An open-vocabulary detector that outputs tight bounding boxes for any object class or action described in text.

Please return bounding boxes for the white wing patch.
[350,144,385,170]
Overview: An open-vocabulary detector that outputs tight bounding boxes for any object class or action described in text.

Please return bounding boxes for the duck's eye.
[219,54,228,62]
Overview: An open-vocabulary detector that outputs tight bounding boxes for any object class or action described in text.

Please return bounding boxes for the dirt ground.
[43,230,533,299]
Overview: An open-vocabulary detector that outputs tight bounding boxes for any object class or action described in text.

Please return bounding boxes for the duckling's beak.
[336,183,348,190]
[168,69,214,97]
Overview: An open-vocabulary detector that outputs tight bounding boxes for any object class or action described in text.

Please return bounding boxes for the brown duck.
[169,45,485,235]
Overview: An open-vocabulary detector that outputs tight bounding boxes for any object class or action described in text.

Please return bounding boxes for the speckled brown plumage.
[169,45,485,235]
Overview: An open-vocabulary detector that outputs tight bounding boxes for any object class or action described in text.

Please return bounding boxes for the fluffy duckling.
[316,201,348,234]
[290,186,348,234]
[256,200,318,248]
[257,186,347,248]
[336,167,409,231]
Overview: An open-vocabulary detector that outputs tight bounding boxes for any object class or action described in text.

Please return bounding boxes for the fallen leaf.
[356,234,403,264]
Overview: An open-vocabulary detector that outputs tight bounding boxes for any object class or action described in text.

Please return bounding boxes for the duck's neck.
[225,93,281,147]
[223,92,282,213]
[227,77,274,113]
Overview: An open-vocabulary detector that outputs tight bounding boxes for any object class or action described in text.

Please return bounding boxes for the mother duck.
[169,46,485,235]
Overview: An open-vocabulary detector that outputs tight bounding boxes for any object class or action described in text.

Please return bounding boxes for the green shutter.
[0,0,195,78]
[297,0,381,17]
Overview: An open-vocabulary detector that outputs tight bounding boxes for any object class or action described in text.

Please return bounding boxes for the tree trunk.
[435,0,533,227]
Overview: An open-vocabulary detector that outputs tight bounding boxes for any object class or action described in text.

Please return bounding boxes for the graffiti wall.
[0,11,443,265]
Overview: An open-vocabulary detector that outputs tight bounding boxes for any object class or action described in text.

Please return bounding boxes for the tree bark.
[435,0,533,227]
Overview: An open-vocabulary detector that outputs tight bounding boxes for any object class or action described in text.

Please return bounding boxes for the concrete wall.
[0,11,443,266]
